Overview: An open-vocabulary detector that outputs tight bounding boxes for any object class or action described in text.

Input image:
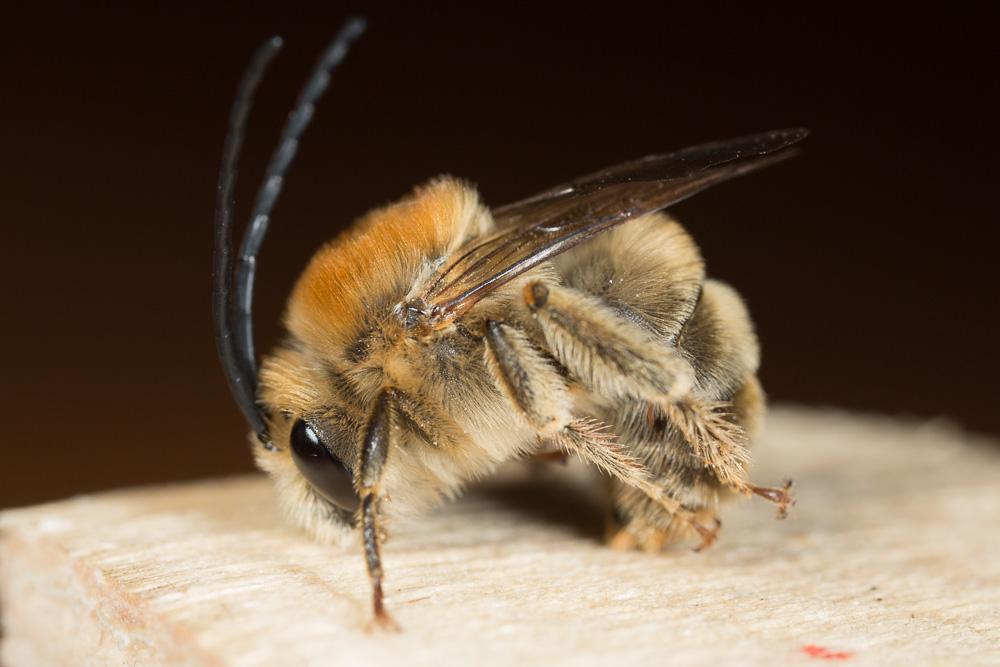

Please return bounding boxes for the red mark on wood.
[802,645,854,660]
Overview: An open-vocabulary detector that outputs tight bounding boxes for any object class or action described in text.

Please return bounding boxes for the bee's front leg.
[357,389,400,632]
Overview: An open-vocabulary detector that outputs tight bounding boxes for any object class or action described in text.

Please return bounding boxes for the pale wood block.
[2,407,999,666]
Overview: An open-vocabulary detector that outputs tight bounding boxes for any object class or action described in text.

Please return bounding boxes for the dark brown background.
[3,5,997,508]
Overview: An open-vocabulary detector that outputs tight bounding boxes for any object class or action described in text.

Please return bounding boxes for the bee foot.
[749,479,795,519]
[690,517,721,552]
[640,529,670,554]
[607,527,640,551]
[366,608,402,633]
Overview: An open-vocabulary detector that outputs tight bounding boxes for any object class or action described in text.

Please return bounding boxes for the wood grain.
[2,407,999,666]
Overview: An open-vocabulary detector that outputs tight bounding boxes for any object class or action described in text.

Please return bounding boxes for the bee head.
[249,344,362,542]
[249,178,491,540]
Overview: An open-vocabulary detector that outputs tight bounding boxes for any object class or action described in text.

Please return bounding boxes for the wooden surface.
[2,407,999,666]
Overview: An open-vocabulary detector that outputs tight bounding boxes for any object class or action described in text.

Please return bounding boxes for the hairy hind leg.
[727,377,794,516]
[482,318,716,540]
[522,279,791,515]
[675,282,793,514]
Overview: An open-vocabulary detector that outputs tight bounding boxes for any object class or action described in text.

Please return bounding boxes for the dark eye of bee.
[289,419,359,511]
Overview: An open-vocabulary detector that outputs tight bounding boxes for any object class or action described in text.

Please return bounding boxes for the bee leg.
[607,525,640,550]
[523,281,791,516]
[483,319,574,435]
[357,389,400,632]
[748,479,795,518]
[657,397,751,489]
[482,319,712,542]
[522,281,740,471]
[608,513,720,553]
[657,398,794,516]
[552,419,695,521]
[522,281,694,402]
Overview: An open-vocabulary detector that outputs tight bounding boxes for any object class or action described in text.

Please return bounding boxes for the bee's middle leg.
[482,318,712,538]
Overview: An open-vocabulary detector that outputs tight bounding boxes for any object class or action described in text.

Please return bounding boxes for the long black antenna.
[212,18,366,439]
[212,37,283,437]
[234,18,367,377]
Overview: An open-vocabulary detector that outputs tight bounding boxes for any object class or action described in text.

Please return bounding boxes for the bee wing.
[420,128,808,326]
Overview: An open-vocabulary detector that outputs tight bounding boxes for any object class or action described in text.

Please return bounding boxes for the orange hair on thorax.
[287,178,490,353]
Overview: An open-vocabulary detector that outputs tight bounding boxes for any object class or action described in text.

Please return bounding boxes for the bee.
[212,18,804,629]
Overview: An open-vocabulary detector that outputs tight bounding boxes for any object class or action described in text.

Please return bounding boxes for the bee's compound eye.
[289,419,359,511]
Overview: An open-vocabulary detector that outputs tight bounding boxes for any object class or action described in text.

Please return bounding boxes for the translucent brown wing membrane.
[419,128,808,327]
